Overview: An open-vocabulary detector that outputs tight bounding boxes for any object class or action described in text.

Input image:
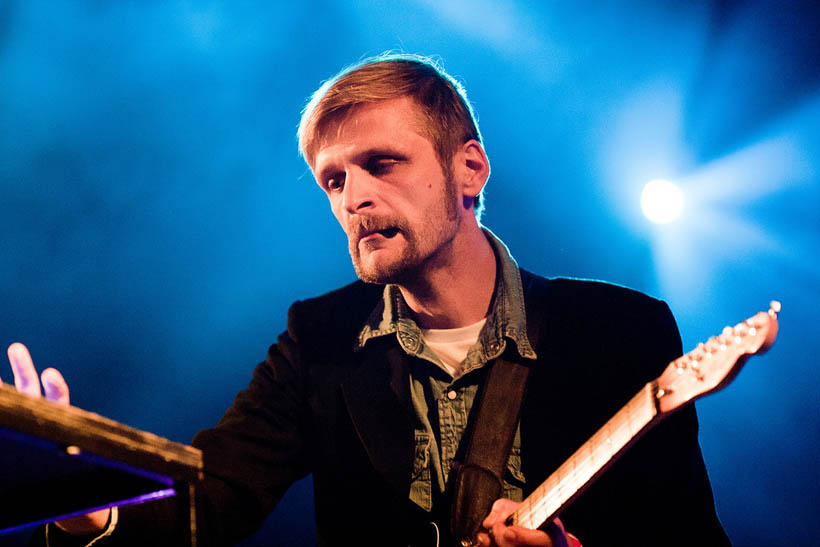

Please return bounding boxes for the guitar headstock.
[656,301,780,414]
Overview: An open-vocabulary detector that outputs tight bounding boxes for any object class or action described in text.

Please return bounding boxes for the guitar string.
[514,383,660,528]
[514,408,644,525]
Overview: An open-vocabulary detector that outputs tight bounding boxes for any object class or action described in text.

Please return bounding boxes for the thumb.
[41,367,70,405]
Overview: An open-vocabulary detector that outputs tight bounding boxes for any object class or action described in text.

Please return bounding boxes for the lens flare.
[641,179,684,224]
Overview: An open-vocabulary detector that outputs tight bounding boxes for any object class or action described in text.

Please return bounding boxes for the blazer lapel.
[341,338,415,496]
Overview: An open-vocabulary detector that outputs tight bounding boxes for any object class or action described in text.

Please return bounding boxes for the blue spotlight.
[641,179,684,224]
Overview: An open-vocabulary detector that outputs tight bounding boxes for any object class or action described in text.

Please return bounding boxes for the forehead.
[312,98,431,166]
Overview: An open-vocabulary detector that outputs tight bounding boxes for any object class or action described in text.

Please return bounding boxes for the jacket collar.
[353,228,537,366]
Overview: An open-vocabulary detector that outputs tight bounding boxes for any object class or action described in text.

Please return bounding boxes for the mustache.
[348,215,406,239]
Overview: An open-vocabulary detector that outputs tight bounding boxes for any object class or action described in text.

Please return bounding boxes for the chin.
[354,264,397,285]
[351,238,426,284]
[353,257,417,285]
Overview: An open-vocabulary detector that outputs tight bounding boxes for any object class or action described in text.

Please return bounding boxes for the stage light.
[641,179,684,224]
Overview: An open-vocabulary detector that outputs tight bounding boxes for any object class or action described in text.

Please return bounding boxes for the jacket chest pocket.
[409,431,432,511]
[502,446,526,501]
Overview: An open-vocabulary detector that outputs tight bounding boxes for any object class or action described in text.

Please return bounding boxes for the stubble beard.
[349,175,461,285]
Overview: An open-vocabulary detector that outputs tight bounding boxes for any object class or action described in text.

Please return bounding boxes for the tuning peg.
[769,300,781,314]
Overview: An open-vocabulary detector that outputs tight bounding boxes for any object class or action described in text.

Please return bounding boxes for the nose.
[341,168,375,215]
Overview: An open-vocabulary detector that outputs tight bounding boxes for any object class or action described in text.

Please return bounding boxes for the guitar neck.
[507,303,779,533]
[510,381,661,530]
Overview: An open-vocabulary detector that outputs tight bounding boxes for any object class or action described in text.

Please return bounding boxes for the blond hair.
[298,54,485,217]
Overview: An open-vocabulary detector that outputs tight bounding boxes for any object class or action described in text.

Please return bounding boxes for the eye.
[325,173,345,193]
[367,155,399,175]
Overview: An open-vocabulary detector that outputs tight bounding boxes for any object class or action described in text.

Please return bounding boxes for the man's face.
[312,97,464,284]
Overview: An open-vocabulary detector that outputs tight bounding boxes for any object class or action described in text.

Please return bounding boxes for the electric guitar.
[445,301,781,547]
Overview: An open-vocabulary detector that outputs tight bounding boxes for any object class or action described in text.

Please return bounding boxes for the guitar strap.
[449,275,543,545]
[448,352,530,544]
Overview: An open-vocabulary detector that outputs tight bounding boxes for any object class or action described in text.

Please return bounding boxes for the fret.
[586,435,596,477]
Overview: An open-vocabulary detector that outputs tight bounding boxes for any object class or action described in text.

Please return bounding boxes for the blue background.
[1,1,818,545]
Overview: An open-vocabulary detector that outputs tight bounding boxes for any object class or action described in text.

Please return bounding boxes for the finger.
[494,525,552,547]
[483,498,518,529]
[41,367,70,405]
[7,343,41,397]
[476,531,491,546]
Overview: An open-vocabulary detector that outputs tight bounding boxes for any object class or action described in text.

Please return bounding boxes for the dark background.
[2,1,818,545]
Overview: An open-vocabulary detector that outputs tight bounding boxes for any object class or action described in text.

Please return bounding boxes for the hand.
[476,499,579,547]
[5,343,111,535]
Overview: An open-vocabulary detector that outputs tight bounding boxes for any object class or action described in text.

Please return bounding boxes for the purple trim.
[70,448,176,487]
[0,426,176,486]
[0,426,186,534]
[0,488,177,534]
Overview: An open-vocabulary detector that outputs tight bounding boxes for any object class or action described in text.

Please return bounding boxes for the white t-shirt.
[420,318,487,377]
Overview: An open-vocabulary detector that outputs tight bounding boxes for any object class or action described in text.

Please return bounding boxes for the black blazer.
[53,271,728,546]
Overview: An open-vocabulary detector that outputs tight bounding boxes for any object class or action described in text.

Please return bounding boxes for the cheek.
[330,204,347,233]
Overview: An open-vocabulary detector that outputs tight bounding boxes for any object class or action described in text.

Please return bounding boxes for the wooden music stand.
[0,384,203,545]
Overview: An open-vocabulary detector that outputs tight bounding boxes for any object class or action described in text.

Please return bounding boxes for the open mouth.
[378,227,400,238]
[354,219,401,243]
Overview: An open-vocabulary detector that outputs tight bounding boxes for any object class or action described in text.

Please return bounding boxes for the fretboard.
[510,381,660,530]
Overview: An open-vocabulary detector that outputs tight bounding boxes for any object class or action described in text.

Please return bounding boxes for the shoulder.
[519,269,681,365]
[520,269,667,317]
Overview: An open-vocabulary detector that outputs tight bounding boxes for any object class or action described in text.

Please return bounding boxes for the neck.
[397,222,496,329]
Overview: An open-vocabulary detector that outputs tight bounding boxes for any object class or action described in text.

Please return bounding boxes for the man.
[6,54,729,546]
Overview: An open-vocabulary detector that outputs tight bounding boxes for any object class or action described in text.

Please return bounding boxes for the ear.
[453,139,490,199]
